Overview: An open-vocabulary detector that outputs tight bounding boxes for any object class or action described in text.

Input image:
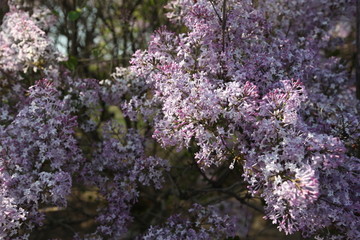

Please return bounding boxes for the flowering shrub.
[142,204,237,240]
[0,0,359,239]
[0,80,82,238]
[131,0,359,238]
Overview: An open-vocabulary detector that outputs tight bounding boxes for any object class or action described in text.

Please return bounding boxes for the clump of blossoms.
[0,3,170,239]
[0,4,64,124]
[106,67,160,122]
[0,4,64,73]
[131,0,359,238]
[79,121,169,238]
[0,0,359,239]
[0,80,83,238]
[0,6,63,74]
[260,0,360,156]
[142,204,236,240]
[0,5,75,237]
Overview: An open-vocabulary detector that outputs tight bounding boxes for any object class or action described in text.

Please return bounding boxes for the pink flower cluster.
[131,0,359,238]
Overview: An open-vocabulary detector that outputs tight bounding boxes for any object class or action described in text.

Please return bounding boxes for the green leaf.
[68,10,81,21]
[63,55,78,71]
[52,10,60,17]
[92,47,101,58]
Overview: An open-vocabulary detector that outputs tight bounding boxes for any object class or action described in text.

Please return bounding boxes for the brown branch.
[0,0,9,25]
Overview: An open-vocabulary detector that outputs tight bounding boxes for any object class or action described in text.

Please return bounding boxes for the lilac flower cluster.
[142,204,236,240]
[79,121,168,238]
[0,4,169,239]
[100,67,159,122]
[0,5,77,237]
[131,0,360,238]
[0,80,83,238]
[0,0,359,239]
[0,7,63,74]
[0,6,64,125]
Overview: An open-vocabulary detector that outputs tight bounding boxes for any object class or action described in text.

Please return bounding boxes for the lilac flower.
[0,79,83,237]
[142,204,236,240]
[133,0,360,238]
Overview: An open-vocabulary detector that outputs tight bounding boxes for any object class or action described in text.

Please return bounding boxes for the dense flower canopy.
[0,0,359,239]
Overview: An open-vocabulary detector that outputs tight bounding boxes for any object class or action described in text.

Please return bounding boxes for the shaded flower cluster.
[0,80,83,238]
[0,4,169,239]
[80,121,169,238]
[142,204,236,240]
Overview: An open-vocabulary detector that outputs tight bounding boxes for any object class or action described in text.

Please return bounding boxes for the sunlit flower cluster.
[131,0,359,238]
